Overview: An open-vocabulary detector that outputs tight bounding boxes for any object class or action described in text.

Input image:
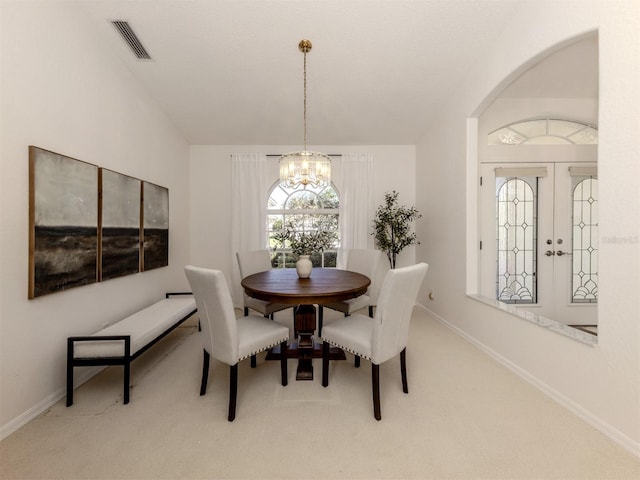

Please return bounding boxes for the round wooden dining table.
[241,268,370,381]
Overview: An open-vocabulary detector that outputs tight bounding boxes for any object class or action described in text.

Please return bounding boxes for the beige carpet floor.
[1,308,638,480]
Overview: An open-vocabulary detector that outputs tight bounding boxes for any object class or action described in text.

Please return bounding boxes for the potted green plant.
[372,190,421,269]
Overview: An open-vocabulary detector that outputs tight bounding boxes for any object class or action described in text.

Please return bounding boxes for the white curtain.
[230,153,269,306]
[336,153,374,268]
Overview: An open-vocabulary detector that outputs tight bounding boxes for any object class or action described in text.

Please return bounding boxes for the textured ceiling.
[77,1,597,145]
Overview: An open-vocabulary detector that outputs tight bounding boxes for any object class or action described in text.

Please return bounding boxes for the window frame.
[266,181,341,269]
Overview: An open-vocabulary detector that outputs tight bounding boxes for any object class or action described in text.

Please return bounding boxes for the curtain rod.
[266,154,342,158]
[230,154,342,158]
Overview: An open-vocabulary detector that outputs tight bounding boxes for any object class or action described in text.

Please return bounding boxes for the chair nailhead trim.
[321,339,372,361]
[238,336,289,361]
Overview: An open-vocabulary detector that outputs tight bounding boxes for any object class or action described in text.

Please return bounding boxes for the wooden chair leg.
[400,348,408,394]
[243,307,249,316]
[251,354,257,368]
[318,306,324,337]
[368,305,374,317]
[280,341,288,386]
[228,363,238,422]
[372,363,381,421]
[293,309,297,337]
[200,349,210,395]
[322,341,330,387]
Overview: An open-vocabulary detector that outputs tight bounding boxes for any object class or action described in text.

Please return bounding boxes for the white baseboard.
[0,366,104,441]
[415,303,640,459]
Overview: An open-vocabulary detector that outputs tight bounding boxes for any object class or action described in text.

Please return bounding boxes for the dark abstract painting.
[100,169,141,281]
[29,146,99,298]
[142,181,169,270]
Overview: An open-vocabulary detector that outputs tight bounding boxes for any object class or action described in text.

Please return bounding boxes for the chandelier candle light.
[279,40,331,188]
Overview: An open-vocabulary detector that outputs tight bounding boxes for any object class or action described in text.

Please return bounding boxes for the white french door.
[479,162,597,326]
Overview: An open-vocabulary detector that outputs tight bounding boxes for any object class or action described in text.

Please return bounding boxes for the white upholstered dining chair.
[318,249,389,324]
[318,249,389,366]
[321,262,428,420]
[236,250,293,319]
[185,265,289,422]
[236,250,296,366]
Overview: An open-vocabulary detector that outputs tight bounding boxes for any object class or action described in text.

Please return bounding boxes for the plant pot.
[295,255,313,278]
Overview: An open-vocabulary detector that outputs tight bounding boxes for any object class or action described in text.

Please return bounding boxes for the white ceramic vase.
[295,255,313,278]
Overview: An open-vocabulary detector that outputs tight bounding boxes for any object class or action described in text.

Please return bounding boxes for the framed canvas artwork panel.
[142,181,169,271]
[29,146,99,298]
[99,168,141,281]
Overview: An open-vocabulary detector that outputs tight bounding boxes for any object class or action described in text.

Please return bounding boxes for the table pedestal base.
[266,342,346,380]
[265,304,345,380]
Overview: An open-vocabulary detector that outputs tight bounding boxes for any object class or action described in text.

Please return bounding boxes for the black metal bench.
[66,292,197,406]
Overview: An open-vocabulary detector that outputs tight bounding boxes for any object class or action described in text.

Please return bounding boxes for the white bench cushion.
[73,297,196,359]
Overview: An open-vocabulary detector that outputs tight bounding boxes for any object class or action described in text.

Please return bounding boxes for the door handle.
[556,250,572,256]
[545,250,555,257]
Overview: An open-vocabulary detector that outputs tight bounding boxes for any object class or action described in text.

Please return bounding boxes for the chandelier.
[279,40,331,188]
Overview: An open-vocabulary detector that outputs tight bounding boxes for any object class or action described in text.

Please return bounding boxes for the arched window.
[488,118,598,145]
[267,182,340,268]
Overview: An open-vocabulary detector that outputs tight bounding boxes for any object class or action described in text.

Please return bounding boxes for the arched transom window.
[489,118,598,145]
[267,182,340,268]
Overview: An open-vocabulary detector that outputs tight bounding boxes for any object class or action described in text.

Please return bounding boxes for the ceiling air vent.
[111,20,152,60]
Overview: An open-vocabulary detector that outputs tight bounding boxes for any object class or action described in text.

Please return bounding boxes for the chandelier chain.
[303,48,307,151]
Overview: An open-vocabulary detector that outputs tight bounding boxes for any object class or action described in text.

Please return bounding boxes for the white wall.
[0,3,191,436]
[189,145,416,280]
[415,2,639,454]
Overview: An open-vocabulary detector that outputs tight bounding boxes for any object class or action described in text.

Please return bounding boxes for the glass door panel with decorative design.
[480,163,597,327]
[552,164,598,326]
